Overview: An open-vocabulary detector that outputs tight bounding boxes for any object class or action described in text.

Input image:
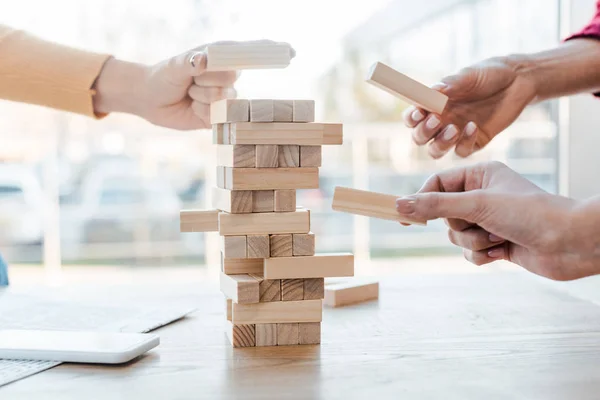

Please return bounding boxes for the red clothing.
[566,0,600,40]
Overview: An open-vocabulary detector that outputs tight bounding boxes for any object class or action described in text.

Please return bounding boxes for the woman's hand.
[394,161,600,281]
[402,55,537,158]
[93,40,295,130]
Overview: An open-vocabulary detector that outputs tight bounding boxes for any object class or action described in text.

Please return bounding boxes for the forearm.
[568,195,600,277]
[92,57,148,116]
[511,39,600,103]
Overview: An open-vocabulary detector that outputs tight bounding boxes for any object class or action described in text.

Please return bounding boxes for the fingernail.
[488,248,504,258]
[396,196,417,214]
[411,109,424,122]
[430,82,448,91]
[442,124,458,141]
[426,116,440,130]
[465,121,477,137]
[489,233,503,242]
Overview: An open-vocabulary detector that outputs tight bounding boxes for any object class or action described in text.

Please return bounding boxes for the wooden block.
[273,100,293,122]
[222,256,263,275]
[226,297,232,321]
[213,124,225,144]
[225,321,255,348]
[281,279,304,301]
[274,190,296,212]
[324,279,379,307]
[252,190,274,212]
[304,278,324,300]
[277,323,299,346]
[224,167,319,190]
[216,166,227,189]
[212,188,252,214]
[250,99,274,122]
[221,235,247,258]
[219,273,259,304]
[230,122,342,145]
[293,232,315,256]
[219,210,310,236]
[216,145,255,168]
[366,61,448,114]
[298,322,320,345]
[255,323,277,346]
[299,146,322,167]
[278,145,299,167]
[180,209,219,232]
[263,253,354,279]
[293,100,315,122]
[231,299,322,324]
[332,186,427,225]
[247,235,270,258]
[210,99,249,123]
[270,234,293,257]
[255,145,279,168]
[250,274,281,302]
[206,43,292,71]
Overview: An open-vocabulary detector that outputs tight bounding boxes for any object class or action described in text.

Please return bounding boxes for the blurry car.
[0,164,44,245]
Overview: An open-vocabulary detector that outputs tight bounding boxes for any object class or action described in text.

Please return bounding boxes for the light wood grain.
[270,234,293,257]
[263,253,354,279]
[216,145,256,168]
[281,279,304,301]
[298,322,320,345]
[213,124,226,144]
[179,209,219,232]
[273,100,293,122]
[277,323,299,345]
[206,43,292,71]
[222,256,263,275]
[221,235,247,258]
[218,210,310,236]
[278,145,300,167]
[230,122,342,145]
[274,189,296,212]
[255,323,277,346]
[250,99,274,122]
[324,279,379,307]
[225,321,255,348]
[231,299,322,324]
[250,274,281,302]
[252,190,274,212]
[210,99,250,123]
[303,278,324,300]
[225,167,319,190]
[219,273,259,304]
[212,188,253,214]
[216,166,227,189]
[247,235,270,258]
[292,100,315,122]
[293,232,315,256]
[255,145,279,168]
[299,146,322,167]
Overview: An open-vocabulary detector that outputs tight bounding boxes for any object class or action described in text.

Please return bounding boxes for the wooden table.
[4,261,600,399]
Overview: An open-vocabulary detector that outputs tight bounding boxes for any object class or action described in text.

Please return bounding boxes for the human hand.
[93,40,295,130]
[394,161,595,281]
[402,55,537,158]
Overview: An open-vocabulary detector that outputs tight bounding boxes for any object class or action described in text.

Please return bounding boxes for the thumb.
[165,51,208,85]
[435,67,478,99]
[395,190,487,223]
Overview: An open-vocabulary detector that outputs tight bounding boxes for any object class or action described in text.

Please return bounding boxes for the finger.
[463,245,507,266]
[402,106,427,128]
[188,86,236,104]
[395,190,486,223]
[191,100,210,125]
[412,114,443,145]
[428,124,460,159]
[194,71,238,87]
[448,227,505,251]
[443,218,474,232]
[454,122,478,158]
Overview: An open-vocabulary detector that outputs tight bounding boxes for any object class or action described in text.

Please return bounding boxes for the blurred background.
[0,0,560,272]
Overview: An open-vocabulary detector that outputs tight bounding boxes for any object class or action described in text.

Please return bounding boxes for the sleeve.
[564,0,600,42]
[0,25,112,118]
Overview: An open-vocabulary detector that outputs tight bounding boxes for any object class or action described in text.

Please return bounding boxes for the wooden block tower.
[180,98,354,347]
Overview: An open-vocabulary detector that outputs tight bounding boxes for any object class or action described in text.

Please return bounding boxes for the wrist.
[93,57,149,116]
[504,53,541,103]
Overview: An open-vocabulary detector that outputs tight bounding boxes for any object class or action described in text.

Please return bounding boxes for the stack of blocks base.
[180,98,354,347]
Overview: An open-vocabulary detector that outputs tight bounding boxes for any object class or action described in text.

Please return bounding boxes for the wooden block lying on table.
[250,99,274,122]
[206,43,292,71]
[222,256,263,275]
[221,235,247,258]
[278,145,299,167]
[224,167,320,190]
[274,189,296,212]
[225,321,255,348]
[255,145,279,168]
[293,100,315,122]
[231,299,322,324]
[212,188,252,214]
[255,323,277,346]
[332,186,427,225]
[252,190,274,212]
[299,146,322,167]
[180,209,219,232]
[219,209,310,236]
[216,145,255,168]
[250,274,281,302]
[281,279,304,301]
[324,279,379,307]
[219,273,259,304]
[293,232,315,256]
[210,99,249,123]
[247,235,270,258]
[263,253,354,279]
[298,322,320,345]
[277,323,299,345]
[366,61,448,114]
[304,278,324,300]
[270,234,293,257]
[273,100,293,122]
[229,122,343,145]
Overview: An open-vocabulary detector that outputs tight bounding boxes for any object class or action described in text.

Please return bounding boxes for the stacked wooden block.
[180,98,354,347]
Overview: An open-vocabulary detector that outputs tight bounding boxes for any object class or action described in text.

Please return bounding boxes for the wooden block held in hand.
[225,322,255,347]
[212,188,252,214]
[293,100,315,122]
[180,209,219,232]
[278,145,300,167]
[366,61,448,114]
[270,234,293,257]
[206,43,292,71]
[225,167,319,190]
[332,186,427,225]
[273,100,293,122]
[281,279,304,301]
[255,145,279,168]
[300,146,322,167]
[247,235,270,258]
[252,190,274,212]
[263,253,354,279]
[277,323,299,345]
[231,299,322,324]
[250,99,274,122]
[324,279,379,307]
[293,232,315,256]
[221,235,247,258]
[255,323,277,346]
[274,190,296,212]
[298,322,320,345]
[210,99,250,123]
[304,278,324,300]
[217,145,256,168]
[250,274,281,302]
[218,209,310,236]
[219,273,259,304]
